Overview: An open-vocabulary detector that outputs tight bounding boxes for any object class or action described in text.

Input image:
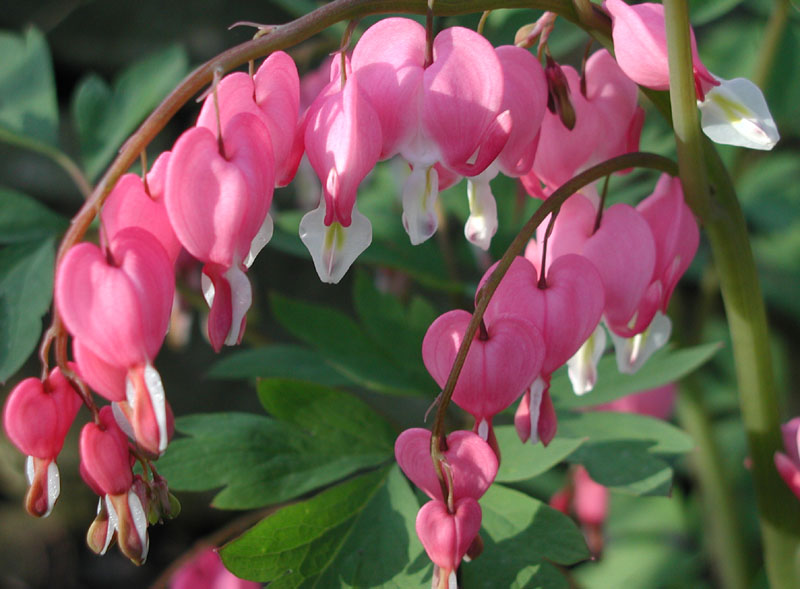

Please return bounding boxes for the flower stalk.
[664,1,800,586]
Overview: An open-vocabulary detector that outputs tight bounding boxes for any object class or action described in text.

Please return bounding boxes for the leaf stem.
[0,128,92,199]
[664,2,800,586]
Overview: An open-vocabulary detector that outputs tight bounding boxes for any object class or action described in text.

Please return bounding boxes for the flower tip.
[699,76,780,151]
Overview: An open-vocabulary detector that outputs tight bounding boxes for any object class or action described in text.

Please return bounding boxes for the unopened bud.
[545,56,576,130]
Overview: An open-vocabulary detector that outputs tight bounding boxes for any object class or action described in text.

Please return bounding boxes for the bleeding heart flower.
[166,112,273,349]
[300,66,381,283]
[395,428,498,502]
[416,498,482,587]
[423,309,544,441]
[604,0,777,150]
[3,368,82,517]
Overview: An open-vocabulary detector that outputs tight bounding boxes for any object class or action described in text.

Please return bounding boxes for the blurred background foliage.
[0,0,798,587]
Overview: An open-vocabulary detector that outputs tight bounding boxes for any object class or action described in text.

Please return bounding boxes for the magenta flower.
[3,368,81,517]
[423,309,544,442]
[170,548,260,589]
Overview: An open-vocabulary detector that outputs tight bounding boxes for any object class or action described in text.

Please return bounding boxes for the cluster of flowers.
[0,0,781,576]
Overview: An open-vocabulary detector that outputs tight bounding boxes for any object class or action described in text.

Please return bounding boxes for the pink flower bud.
[416,498,482,582]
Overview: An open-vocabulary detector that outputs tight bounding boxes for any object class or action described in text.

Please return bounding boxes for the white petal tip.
[567,325,607,396]
[401,165,439,245]
[300,201,372,284]
[699,76,780,151]
[610,312,672,374]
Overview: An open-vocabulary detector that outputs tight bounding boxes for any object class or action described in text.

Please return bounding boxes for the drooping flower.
[352,18,511,246]
[2,368,82,517]
[522,50,643,198]
[81,406,149,565]
[299,57,382,283]
[422,309,545,443]
[605,0,778,150]
[56,227,174,456]
[480,255,605,439]
[166,112,274,349]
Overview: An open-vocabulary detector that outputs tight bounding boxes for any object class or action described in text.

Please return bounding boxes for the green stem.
[0,128,92,199]
[429,152,677,455]
[664,2,800,587]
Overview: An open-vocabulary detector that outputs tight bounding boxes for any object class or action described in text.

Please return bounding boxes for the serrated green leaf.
[0,27,58,147]
[0,187,67,244]
[270,292,428,396]
[72,45,188,180]
[495,426,584,483]
[207,344,351,386]
[257,378,396,452]
[551,343,720,409]
[0,238,54,382]
[221,466,429,588]
[158,412,391,509]
[461,484,587,587]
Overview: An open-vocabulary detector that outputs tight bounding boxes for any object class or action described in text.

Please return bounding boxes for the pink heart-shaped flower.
[423,309,544,423]
[395,428,498,502]
[416,498,482,573]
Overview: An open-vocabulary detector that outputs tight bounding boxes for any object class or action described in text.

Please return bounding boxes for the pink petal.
[24,456,60,517]
[101,173,181,264]
[422,310,544,422]
[124,364,172,457]
[73,339,127,401]
[254,51,303,186]
[591,383,677,420]
[775,452,800,501]
[79,406,133,496]
[304,74,382,227]
[3,378,61,458]
[573,466,609,526]
[637,174,699,310]
[395,428,498,502]
[351,17,426,159]
[416,498,482,573]
[423,27,506,175]
[56,228,174,368]
[781,418,800,466]
[494,45,547,176]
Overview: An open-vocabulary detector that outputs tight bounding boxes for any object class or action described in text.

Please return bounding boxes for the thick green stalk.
[663,2,800,587]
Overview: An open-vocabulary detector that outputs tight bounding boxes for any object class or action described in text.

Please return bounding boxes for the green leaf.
[207,344,351,386]
[221,466,429,588]
[0,27,58,147]
[494,426,584,483]
[558,411,693,496]
[461,484,587,587]
[0,187,67,244]
[72,45,188,180]
[559,411,694,455]
[352,271,435,380]
[0,238,54,383]
[257,378,396,453]
[551,343,720,409]
[270,292,428,396]
[158,411,391,509]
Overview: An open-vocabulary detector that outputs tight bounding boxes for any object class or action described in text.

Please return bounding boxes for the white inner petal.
[464,178,498,251]
[401,165,439,245]
[113,400,136,440]
[104,495,119,555]
[201,272,215,308]
[567,324,607,396]
[244,213,274,268]
[144,364,168,454]
[528,377,547,446]
[224,265,253,346]
[610,312,672,374]
[128,489,150,563]
[45,461,60,518]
